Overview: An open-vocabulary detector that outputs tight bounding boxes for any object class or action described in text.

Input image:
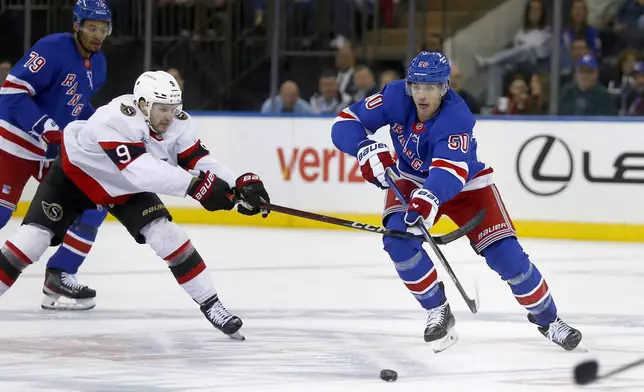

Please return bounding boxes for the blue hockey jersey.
[0,33,106,160]
[331,80,491,205]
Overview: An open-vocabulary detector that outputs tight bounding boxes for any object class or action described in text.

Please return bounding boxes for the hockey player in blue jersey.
[0,0,112,310]
[331,52,582,352]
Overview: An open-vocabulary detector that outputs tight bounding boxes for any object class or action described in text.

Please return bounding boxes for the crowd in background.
[256,0,644,116]
[478,0,644,116]
[3,0,644,116]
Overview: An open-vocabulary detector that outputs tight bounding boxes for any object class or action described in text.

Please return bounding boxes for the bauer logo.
[42,201,63,222]
[142,204,166,217]
[516,135,573,196]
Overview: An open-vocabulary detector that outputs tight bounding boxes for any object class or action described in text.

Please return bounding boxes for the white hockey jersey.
[61,94,235,205]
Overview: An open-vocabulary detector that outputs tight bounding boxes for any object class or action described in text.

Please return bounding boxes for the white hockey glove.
[356,140,399,189]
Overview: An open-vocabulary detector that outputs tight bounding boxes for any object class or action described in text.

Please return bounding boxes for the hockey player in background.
[0,0,112,310]
[0,70,270,339]
[331,51,582,353]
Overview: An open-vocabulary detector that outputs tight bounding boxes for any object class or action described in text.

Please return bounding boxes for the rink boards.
[15,115,644,242]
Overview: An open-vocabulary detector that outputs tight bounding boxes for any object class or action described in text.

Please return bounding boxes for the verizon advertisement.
[18,117,644,224]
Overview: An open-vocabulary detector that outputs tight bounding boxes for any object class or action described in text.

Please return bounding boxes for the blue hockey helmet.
[73,0,112,34]
[406,51,451,95]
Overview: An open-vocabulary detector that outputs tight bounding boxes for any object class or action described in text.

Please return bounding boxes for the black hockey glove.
[234,172,270,218]
[187,171,236,212]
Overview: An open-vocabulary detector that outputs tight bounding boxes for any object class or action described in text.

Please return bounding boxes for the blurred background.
[0,0,642,117]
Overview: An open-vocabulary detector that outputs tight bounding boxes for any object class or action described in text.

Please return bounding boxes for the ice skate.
[41,268,96,310]
[528,314,583,351]
[200,295,245,340]
[424,283,458,353]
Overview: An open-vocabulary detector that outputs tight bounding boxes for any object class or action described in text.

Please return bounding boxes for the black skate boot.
[528,314,583,351]
[424,282,458,353]
[41,268,96,310]
[200,295,245,340]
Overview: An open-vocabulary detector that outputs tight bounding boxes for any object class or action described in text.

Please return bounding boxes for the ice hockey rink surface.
[0,220,643,392]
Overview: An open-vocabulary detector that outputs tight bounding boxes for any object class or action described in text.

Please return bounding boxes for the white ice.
[0,220,643,392]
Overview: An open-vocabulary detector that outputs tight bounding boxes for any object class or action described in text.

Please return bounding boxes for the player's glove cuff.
[404,189,440,233]
[356,140,398,189]
[30,115,61,144]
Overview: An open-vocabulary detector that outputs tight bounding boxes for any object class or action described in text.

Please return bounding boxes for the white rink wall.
[19,115,644,225]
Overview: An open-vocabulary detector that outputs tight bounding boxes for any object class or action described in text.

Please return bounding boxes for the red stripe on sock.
[63,234,92,254]
[164,241,192,262]
[516,280,550,307]
[176,261,206,284]
[404,268,438,293]
[5,241,32,265]
[0,268,15,287]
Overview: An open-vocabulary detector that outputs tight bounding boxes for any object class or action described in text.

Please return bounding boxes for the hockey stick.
[384,168,480,314]
[574,358,644,385]
[260,203,485,246]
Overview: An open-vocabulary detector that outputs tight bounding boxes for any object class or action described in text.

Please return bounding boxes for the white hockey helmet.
[133,70,183,118]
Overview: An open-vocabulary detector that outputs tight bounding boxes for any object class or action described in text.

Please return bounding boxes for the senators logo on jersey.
[175,111,189,121]
[120,103,136,117]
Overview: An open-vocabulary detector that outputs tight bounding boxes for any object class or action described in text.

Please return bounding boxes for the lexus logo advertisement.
[516,135,573,196]
[516,134,644,196]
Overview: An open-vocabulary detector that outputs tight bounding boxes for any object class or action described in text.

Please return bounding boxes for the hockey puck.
[380,369,398,382]
[574,360,599,385]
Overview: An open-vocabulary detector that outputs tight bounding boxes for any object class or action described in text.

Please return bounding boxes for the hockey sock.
[383,213,445,309]
[165,242,216,304]
[0,225,52,294]
[46,208,107,274]
[483,238,557,325]
[0,205,12,229]
[142,218,217,304]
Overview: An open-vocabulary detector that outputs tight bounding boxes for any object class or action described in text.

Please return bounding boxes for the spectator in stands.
[378,69,400,89]
[615,0,644,29]
[613,0,644,48]
[604,47,642,106]
[560,35,593,86]
[620,60,644,115]
[530,72,550,114]
[587,0,621,27]
[476,0,551,106]
[476,1,551,68]
[0,59,10,84]
[563,0,602,56]
[261,80,313,114]
[335,44,357,97]
[450,64,481,114]
[559,54,617,115]
[351,65,378,102]
[492,74,540,115]
[309,70,352,114]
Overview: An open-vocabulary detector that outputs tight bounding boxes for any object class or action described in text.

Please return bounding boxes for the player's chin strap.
[141,101,162,137]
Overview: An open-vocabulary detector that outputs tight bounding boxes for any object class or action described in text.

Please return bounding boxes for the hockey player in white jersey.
[0,70,270,339]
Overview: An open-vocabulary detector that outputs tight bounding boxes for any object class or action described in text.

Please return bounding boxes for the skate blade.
[227,330,245,341]
[41,294,96,311]
[570,341,588,353]
[431,328,459,353]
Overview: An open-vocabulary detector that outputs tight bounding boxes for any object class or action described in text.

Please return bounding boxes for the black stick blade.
[574,360,599,385]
